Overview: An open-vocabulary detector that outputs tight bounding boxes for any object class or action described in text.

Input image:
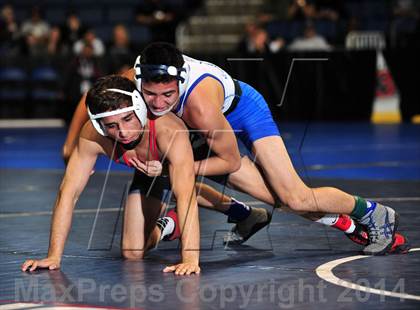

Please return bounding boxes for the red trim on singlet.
[113,143,132,167]
[121,147,131,166]
[148,118,159,161]
[113,144,122,164]
[113,151,120,164]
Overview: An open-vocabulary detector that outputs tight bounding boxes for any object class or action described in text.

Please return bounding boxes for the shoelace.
[366,216,380,243]
[224,228,243,243]
[380,211,394,239]
[346,226,368,243]
[156,218,169,231]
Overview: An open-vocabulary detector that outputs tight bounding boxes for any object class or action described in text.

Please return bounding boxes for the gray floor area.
[1,169,419,309]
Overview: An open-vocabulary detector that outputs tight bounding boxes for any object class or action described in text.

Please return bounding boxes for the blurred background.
[0,0,419,123]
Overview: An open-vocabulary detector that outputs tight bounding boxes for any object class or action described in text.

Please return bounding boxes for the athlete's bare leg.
[121,192,166,260]
[196,156,320,218]
[250,136,355,214]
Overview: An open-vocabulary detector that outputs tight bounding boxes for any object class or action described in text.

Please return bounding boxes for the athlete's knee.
[226,157,252,187]
[121,249,145,260]
[281,188,315,212]
[227,159,241,174]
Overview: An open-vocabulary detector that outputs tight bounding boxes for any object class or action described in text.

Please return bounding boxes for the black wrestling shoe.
[223,207,272,245]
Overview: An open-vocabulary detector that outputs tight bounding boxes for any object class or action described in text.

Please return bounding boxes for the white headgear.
[133,55,190,116]
[87,88,148,136]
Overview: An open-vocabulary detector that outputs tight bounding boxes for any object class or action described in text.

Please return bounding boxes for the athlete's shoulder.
[187,78,224,112]
[154,114,190,155]
[79,121,109,152]
[154,113,187,132]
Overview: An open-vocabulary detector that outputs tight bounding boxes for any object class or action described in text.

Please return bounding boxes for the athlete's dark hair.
[86,75,136,114]
[139,42,184,83]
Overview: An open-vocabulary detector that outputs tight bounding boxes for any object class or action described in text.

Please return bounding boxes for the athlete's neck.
[119,119,149,150]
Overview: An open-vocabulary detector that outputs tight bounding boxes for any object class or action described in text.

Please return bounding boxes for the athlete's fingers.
[145,160,160,172]
[146,161,162,175]
[187,265,200,275]
[128,157,162,176]
[163,264,200,275]
[175,266,186,275]
[177,265,198,276]
[21,260,33,271]
[131,158,162,176]
[22,258,60,272]
[129,158,145,173]
[146,160,162,170]
[186,267,198,275]
[163,265,177,273]
[131,158,148,172]
[29,261,38,272]
[179,269,189,276]
[165,263,200,275]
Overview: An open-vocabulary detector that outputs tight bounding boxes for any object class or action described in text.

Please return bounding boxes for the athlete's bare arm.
[62,93,89,163]
[62,69,137,163]
[155,114,201,275]
[184,77,241,176]
[22,124,105,271]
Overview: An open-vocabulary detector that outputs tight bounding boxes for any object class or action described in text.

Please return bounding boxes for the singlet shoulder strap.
[113,143,132,167]
[148,119,159,161]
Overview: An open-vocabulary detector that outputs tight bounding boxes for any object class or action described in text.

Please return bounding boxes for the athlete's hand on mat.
[163,262,201,275]
[21,257,61,272]
[129,158,162,176]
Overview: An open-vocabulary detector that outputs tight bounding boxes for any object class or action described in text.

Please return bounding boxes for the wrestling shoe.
[345,222,409,254]
[389,233,411,254]
[345,222,369,246]
[156,209,181,241]
[360,203,398,255]
[223,207,272,245]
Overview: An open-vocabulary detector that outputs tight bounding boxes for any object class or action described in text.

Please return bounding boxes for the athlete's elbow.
[61,143,74,164]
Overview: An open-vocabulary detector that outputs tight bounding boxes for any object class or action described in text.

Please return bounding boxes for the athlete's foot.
[223,207,271,245]
[360,203,398,255]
